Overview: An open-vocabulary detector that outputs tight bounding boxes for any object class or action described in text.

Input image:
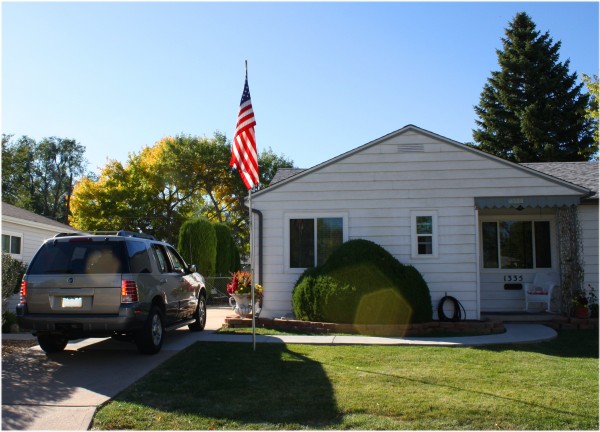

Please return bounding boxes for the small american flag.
[230,68,259,190]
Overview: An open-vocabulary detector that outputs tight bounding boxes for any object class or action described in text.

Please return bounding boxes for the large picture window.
[289,217,344,268]
[482,220,551,269]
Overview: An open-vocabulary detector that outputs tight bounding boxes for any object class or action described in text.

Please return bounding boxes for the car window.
[166,246,186,274]
[152,244,170,273]
[126,240,152,273]
[28,240,126,275]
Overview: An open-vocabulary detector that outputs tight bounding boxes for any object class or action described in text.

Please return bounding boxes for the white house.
[250,125,598,320]
[1,202,82,264]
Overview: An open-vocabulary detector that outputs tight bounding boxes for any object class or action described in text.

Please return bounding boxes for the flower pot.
[574,306,589,319]
[229,293,260,318]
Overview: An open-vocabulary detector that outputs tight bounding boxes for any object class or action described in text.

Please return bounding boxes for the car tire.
[38,334,68,354]
[188,294,207,332]
[135,305,164,355]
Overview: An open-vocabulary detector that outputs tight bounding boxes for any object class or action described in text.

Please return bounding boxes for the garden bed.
[223,316,506,337]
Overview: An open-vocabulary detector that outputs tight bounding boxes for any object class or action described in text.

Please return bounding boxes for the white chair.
[524,272,559,312]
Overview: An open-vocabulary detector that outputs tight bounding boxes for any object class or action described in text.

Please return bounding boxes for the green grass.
[92,330,599,430]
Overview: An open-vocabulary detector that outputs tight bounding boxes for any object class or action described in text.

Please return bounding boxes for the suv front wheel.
[135,305,164,354]
[188,294,207,332]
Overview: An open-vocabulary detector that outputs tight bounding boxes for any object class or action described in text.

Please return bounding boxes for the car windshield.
[28,240,128,275]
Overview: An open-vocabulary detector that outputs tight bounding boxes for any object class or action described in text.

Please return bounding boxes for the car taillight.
[121,280,139,303]
[19,280,27,304]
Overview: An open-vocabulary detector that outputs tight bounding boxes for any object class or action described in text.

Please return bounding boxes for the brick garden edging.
[224,316,506,337]
[544,317,599,331]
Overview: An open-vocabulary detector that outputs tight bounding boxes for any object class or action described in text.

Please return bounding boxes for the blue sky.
[2,1,598,173]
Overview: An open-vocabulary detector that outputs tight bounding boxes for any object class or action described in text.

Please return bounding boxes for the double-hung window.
[482,220,552,269]
[288,215,346,269]
[411,211,438,258]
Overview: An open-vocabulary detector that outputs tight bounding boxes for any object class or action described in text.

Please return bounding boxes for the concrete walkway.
[2,307,557,431]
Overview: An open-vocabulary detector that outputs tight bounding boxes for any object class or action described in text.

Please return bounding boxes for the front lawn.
[92,330,598,430]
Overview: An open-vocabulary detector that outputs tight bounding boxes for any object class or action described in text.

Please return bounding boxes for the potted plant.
[227,271,263,318]
[572,291,589,319]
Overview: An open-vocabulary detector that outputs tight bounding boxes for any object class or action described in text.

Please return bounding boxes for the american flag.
[230,71,259,190]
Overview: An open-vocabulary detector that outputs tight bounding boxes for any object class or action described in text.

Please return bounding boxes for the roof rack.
[53,233,81,238]
[116,230,156,240]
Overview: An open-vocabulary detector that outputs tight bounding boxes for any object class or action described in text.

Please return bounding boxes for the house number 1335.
[504,275,523,282]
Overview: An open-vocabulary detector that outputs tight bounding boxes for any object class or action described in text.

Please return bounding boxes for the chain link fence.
[205,277,231,306]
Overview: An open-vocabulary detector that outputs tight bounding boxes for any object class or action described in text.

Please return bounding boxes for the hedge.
[214,223,240,276]
[178,218,217,276]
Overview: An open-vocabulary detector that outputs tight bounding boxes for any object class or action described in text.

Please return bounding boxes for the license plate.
[62,297,82,308]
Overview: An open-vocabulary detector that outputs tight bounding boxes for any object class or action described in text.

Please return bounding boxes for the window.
[289,216,344,269]
[152,244,169,273]
[166,246,186,273]
[411,211,438,258]
[127,241,152,273]
[482,220,552,269]
[2,234,22,256]
[27,241,126,275]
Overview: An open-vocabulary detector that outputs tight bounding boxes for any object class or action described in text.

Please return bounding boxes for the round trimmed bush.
[292,239,432,324]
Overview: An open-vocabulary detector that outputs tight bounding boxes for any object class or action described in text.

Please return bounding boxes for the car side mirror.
[188,264,197,273]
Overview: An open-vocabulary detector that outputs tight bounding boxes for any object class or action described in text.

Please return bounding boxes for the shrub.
[178,218,217,277]
[214,223,240,276]
[2,253,27,327]
[292,240,432,324]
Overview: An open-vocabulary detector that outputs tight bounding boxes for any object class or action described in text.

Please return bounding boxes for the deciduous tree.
[2,135,86,223]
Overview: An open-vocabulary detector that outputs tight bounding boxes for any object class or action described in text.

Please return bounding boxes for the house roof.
[270,168,306,185]
[520,162,598,200]
[263,125,593,199]
[2,202,79,231]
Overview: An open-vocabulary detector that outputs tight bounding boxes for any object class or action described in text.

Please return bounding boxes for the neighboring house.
[250,125,598,320]
[1,202,82,264]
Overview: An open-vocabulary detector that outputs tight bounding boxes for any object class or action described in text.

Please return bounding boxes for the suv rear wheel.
[38,334,69,354]
[135,305,164,354]
[188,294,207,332]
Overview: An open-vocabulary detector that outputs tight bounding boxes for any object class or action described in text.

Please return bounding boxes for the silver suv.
[16,231,207,354]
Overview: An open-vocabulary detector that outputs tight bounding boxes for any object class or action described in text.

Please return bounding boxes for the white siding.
[253,129,587,320]
[2,220,75,264]
[580,204,599,295]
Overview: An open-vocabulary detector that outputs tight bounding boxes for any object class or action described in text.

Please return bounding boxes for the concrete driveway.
[1,306,233,430]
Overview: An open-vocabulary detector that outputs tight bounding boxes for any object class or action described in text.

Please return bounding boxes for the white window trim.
[410,210,438,259]
[2,230,23,259]
[479,215,557,273]
[284,213,348,273]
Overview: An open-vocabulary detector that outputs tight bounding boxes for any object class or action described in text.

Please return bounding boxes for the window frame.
[479,216,556,271]
[284,213,348,273]
[410,210,438,259]
[2,231,23,259]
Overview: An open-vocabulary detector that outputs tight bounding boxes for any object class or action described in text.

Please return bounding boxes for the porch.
[481,312,598,331]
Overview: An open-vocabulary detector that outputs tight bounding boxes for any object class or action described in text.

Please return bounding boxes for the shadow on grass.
[475,329,599,359]
[104,342,340,429]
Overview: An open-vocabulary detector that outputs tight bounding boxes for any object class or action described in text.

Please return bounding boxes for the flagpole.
[246,59,256,352]
[250,186,256,352]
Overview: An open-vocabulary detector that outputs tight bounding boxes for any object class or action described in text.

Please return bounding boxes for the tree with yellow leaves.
[70,132,292,248]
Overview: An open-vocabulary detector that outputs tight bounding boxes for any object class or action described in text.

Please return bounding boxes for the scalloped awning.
[474,195,581,209]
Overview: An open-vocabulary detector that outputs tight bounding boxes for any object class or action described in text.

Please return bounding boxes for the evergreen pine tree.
[473,12,596,162]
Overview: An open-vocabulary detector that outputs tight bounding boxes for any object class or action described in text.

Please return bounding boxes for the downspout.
[242,198,263,286]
